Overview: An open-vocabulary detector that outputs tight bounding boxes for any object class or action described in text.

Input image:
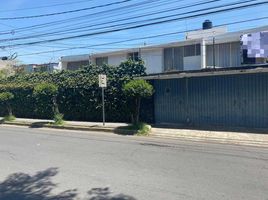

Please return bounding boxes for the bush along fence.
[0,60,154,123]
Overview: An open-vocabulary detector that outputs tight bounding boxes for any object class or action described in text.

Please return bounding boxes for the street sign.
[99,74,107,88]
[98,74,107,126]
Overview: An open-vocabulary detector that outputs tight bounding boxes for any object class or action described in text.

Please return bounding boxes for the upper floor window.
[184,44,201,57]
[163,44,201,72]
[164,47,184,71]
[128,52,139,61]
[95,57,108,66]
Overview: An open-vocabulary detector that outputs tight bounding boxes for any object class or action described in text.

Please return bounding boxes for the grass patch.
[53,113,65,126]
[118,123,151,136]
[3,115,16,122]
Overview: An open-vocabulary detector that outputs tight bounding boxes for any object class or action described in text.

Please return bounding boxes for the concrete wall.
[141,49,163,74]
[183,56,201,70]
[108,54,127,66]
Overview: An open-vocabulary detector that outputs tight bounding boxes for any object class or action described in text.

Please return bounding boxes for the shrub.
[4,115,16,122]
[131,122,151,136]
[33,83,61,120]
[0,92,15,119]
[0,60,153,123]
[123,79,154,124]
[53,113,64,126]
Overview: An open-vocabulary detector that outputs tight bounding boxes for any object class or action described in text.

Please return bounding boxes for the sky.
[0,0,267,64]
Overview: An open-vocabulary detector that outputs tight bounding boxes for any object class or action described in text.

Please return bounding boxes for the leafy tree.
[0,92,15,119]
[123,79,153,124]
[33,83,61,121]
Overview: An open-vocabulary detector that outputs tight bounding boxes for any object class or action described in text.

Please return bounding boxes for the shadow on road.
[0,168,136,200]
[29,122,50,128]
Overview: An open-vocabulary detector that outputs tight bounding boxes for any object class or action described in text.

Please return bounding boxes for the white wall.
[60,62,67,70]
[183,56,201,70]
[61,54,89,62]
[108,54,127,66]
[141,49,163,74]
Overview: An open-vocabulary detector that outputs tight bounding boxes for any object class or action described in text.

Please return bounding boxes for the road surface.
[0,125,267,200]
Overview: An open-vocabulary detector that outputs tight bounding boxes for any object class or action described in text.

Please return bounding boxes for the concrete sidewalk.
[151,127,268,147]
[0,117,132,134]
[1,117,268,147]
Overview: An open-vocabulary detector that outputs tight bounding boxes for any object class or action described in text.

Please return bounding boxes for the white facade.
[183,56,201,70]
[59,25,268,74]
[88,48,165,74]
[141,49,163,74]
[107,54,127,66]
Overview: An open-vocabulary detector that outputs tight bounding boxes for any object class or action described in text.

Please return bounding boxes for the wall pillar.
[201,39,206,68]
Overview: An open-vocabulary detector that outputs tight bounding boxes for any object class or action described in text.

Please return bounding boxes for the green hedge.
[0,60,154,123]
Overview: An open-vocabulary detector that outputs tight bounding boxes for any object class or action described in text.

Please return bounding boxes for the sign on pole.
[99,74,107,88]
[98,74,107,126]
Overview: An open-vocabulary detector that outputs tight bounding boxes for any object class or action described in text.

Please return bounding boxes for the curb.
[2,121,137,135]
[150,133,268,147]
[2,121,267,147]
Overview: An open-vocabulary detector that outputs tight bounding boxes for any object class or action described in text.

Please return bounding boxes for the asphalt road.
[0,125,267,200]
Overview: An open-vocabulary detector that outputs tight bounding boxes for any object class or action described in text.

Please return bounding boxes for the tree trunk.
[52,96,60,115]
[134,97,141,125]
[7,103,12,116]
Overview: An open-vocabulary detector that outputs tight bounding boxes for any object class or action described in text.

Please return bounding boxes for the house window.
[184,44,201,57]
[96,57,108,66]
[67,61,89,70]
[128,52,139,61]
[164,47,184,71]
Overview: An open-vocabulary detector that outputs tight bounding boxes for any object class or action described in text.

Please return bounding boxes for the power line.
[0,0,132,20]
[17,0,186,36]
[2,0,266,47]
[0,0,93,12]
[1,0,220,41]
[0,0,166,35]
[17,16,268,57]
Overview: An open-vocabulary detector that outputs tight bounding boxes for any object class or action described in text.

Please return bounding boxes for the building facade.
[145,67,268,129]
[59,25,268,74]
[19,63,59,73]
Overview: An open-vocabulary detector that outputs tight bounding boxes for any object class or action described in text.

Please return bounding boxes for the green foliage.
[129,123,151,136]
[118,122,151,136]
[3,115,16,122]
[0,83,35,118]
[0,66,15,79]
[53,113,64,125]
[0,92,15,118]
[33,83,59,119]
[123,79,154,124]
[0,92,14,102]
[33,83,58,97]
[123,79,154,98]
[0,60,152,123]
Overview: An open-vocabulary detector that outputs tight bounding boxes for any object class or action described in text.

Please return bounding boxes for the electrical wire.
[0,0,220,41]
[0,0,93,12]
[17,16,268,57]
[1,0,267,47]
[0,0,132,20]
[0,0,167,35]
